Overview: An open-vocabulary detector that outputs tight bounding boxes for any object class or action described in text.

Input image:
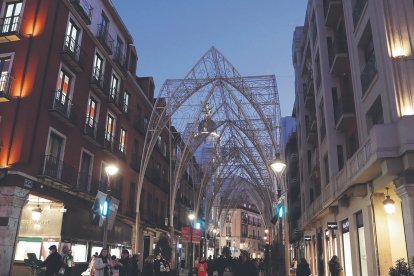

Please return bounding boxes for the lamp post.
[188,213,195,276]
[270,153,286,276]
[103,164,119,249]
[212,228,217,258]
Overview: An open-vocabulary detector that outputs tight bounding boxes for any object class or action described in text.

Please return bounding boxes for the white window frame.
[92,49,105,79]
[105,111,116,141]
[56,63,76,101]
[0,0,26,20]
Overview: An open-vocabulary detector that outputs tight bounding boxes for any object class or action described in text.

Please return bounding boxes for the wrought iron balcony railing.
[96,24,114,54]
[0,15,23,36]
[0,73,13,102]
[41,155,77,187]
[70,0,93,24]
[62,35,85,72]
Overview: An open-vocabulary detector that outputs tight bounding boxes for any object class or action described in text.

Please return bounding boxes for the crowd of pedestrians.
[85,249,139,276]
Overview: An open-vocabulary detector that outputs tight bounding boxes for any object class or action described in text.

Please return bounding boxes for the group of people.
[294,255,343,276]
[194,251,259,276]
[142,254,172,275]
[86,249,139,276]
[36,245,75,276]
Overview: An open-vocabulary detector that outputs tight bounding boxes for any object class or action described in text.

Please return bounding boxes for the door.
[79,152,92,190]
[3,2,22,33]
[0,57,11,92]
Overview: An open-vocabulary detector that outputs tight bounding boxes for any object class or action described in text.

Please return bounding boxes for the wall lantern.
[383,187,396,215]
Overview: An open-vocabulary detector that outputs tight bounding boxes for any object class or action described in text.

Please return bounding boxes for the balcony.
[70,0,93,25]
[82,117,106,147]
[328,38,348,75]
[130,153,141,172]
[361,54,377,96]
[90,67,105,97]
[108,88,122,113]
[306,119,317,146]
[352,0,367,29]
[96,24,114,54]
[0,74,13,102]
[319,123,326,142]
[303,79,315,109]
[40,155,77,188]
[334,95,355,130]
[113,47,126,71]
[102,133,114,153]
[49,90,79,127]
[310,116,317,132]
[61,35,85,73]
[0,15,23,43]
[324,0,342,27]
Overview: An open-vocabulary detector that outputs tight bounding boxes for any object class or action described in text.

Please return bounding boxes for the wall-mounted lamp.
[32,197,42,221]
[383,187,396,215]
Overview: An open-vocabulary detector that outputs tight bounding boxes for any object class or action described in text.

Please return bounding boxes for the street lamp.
[103,164,118,249]
[270,153,286,174]
[212,228,217,258]
[188,213,195,276]
[383,187,396,214]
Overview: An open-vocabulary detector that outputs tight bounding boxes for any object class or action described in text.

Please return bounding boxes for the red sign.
[181,227,202,243]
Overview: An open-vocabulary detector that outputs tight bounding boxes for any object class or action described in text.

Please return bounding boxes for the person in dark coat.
[216,255,225,276]
[233,250,258,276]
[40,245,63,276]
[296,258,311,276]
[206,256,215,276]
[129,254,139,276]
[119,250,130,276]
[328,255,342,276]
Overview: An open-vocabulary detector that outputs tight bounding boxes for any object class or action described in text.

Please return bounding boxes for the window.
[337,145,344,171]
[157,136,162,150]
[123,92,129,113]
[366,96,383,132]
[110,74,119,101]
[226,226,231,236]
[356,212,368,276]
[86,96,97,128]
[319,101,326,141]
[44,132,65,178]
[78,151,93,190]
[56,69,72,105]
[341,219,353,276]
[144,117,149,132]
[119,128,126,153]
[92,52,104,81]
[2,2,22,34]
[100,12,109,31]
[64,20,80,54]
[226,214,231,223]
[324,155,329,185]
[105,114,115,142]
[0,56,12,93]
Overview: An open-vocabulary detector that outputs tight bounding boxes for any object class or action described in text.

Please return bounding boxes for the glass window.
[56,69,71,104]
[123,92,129,113]
[65,20,80,52]
[0,56,12,92]
[2,2,22,33]
[356,212,368,276]
[105,114,115,141]
[14,239,42,261]
[157,136,162,149]
[86,96,97,127]
[119,128,126,153]
[110,74,119,99]
[163,141,167,157]
[93,53,104,80]
[72,243,87,263]
[341,219,353,276]
[91,246,103,257]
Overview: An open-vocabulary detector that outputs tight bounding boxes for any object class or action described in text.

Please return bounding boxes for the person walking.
[94,249,112,276]
[40,245,63,276]
[110,255,121,276]
[216,255,225,276]
[130,254,140,276]
[119,250,130,276]
[328,255,342,276]
[206,256,215,276]
[62,249,75,276]
[233,250,258,276]
[296,258,311,276]
[196,256,208,276]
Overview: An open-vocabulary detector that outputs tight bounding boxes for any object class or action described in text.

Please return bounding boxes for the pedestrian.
[296,258,311,276]
[197,256,208,276]
[111,255,121,276]
[119,250,130,276]
[143,256,154,276]
[94,248,112,276]
[206,256,215,276]
[86,253,98,276]
[216,255,225,276]
[233,250,258,276]
[180,259,185,274]
[328,255,342,276]
[40,245,63,276]
[130,254,140,276]
[62,249,75,276]
[154,254,170,275]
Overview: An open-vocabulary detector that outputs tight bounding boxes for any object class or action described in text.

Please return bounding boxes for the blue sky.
[113,0,307,116]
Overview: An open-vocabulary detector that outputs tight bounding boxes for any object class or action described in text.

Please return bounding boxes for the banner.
[90,191,119,230]
[181,226,202,243]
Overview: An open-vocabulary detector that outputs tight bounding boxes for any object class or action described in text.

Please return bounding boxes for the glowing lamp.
[32,207,42,221]
[270,154,286,174]
[105,164,119,176]
[383,187,396,215]
[188,213,195,221]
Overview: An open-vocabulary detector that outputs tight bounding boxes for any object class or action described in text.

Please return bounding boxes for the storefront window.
[110,246,121,258]
[91,246,103,257]
[325,229,331,261]
[356,212,368,276]
[341,219,353,276]
[72,243,88,263]
[14,238,42,261]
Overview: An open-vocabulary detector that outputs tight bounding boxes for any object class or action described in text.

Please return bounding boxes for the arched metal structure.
[134,47,282,260]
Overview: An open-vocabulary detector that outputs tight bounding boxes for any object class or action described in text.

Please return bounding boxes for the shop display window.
[91,246,103,257]
[72,243,88,262]
[110,246,121,258]
[15,238,42,261]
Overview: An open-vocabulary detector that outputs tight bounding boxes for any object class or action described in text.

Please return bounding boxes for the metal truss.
[135,47,281,253]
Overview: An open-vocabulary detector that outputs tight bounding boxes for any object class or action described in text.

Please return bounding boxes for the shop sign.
[342,219,350,233]
[304,236,311,241]
[327,222,338,229]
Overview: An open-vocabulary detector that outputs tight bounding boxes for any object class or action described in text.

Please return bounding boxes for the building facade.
[292,0,414,275]
[0,0,194,275]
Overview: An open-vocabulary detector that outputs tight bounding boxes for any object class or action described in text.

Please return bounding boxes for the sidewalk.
[179,270,266,276]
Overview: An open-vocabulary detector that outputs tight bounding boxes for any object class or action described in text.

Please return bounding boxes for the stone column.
[396,183,414,261]
[0,186,29,276]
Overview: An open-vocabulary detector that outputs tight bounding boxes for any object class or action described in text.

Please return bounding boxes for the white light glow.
[188,213,195,221]
[105,164,119,176]
[32,207,42,221]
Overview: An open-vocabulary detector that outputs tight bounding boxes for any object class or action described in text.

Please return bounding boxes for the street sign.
[181,226,202,243]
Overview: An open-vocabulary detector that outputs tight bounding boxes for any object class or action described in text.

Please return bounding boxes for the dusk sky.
[114,0,308,116]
